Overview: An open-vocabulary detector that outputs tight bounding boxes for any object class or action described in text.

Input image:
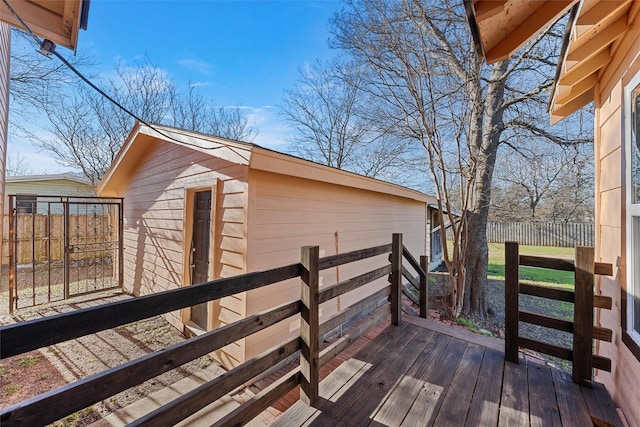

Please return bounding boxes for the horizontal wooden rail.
[402,283,420,307]
[0,301,301,427]
[519,255,613,276]
[518,337,611,372]
[519,310,612,342]
[318,265,391,304]
[129,339,300,427]
[0,263,302,359]
[214,370,301,427]
[318,243,392,270]
[520,283,613,309]
[402,246,427,278]
[319,287,390,337]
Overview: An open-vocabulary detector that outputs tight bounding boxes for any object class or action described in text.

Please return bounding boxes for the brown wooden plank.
[464,349,504,426]
[594,326,613,342]
[319,287,389,337]
[433,344,485,426]
[527,362,562,427]
[519,310,573,332]
[300,245,320,404]
[401,338,468,426]
[402,283,420,307]
[318,265,391,304]
[594,262,613,276]
[593,355,611,372]
[402,265,420,290]
[303,323,419,426]
[215,370,301,427]
[319,305,390,366]
[129,339,300,427]
[391,233,403,326]
[0,301,301,427]
[594,294,613,310]
[551,368,593,426]
[498,357,530,427]
[519,254,575,271]
[519,337,572,361]
[0,263,302,359]
[581,382,624,427]
[520,283,574,303]
[574,246,594,385]
[420,255,428,318]
[318,243,392,270]
[505,241,520,362]
[402,245,427,277]
[334,327,434,427]
[403,316,504,353]
[373,332,451,425]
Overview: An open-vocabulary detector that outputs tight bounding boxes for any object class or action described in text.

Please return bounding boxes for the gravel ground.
[0,290,221,426]
[428,272,573,371]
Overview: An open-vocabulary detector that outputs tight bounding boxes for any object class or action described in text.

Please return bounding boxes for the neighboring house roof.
[0,0,89,50]
[464,0,640,123]
[6,173,91,186]
[98,122,433,204]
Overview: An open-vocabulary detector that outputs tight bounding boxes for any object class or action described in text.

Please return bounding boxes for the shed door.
[190,190,212,329]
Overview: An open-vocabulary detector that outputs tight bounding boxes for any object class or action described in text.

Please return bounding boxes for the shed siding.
[594,29,640,425]
[0,23,9,268]
[244,169,427,362]
[115,138,249,367]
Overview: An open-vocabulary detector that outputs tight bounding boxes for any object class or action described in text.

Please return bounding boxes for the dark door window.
[190,190,212,329]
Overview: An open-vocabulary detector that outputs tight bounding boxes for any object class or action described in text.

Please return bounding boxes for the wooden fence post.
[300,245,320,405]
[391,233,403,326]
[505,241,520,363]
[420,255,428,318]
[573,246,594,386]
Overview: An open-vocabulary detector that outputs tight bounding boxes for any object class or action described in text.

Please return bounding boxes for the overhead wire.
[2,0,251,160]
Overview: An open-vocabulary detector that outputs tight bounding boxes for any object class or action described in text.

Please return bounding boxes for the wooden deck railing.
[0,233,427,426]
[504,241,614,386]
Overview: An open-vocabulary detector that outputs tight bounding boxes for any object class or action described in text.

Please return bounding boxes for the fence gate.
[5,195,123,313]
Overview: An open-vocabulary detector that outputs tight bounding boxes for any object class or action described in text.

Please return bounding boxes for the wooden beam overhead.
[576,0,630,26]
[474,0,506,21]
[555,74,598,105]
[550,89,594,124]
[559,49,610,86]
[485,0,574,63]
[567,15,628,64]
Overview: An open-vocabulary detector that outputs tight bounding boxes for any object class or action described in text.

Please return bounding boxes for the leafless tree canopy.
[330,0,592,317]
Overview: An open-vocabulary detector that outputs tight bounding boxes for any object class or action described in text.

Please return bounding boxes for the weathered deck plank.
[527,362,562,427]
[271,321,623,427]
[464,348,504,426]
[371,332,451,425]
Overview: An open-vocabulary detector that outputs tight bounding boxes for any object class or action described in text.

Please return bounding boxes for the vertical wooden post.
[573,246,594,386]
[391,233,403,326]
[420,255,428,318]
[300,245,320,404]
[8,196,14,314]
[505,241,520,363]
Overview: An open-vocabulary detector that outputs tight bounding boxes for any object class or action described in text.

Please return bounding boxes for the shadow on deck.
[272,316,623,427]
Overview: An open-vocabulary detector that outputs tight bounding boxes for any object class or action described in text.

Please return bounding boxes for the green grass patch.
[487,243,574,287]
[17,355,39,369]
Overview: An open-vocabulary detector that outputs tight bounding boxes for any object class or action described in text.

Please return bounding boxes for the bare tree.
[35,57,257,184]
[280,59,421,182]
[5,152,32,176]
[491,141,593,222]
[331,0,588,317]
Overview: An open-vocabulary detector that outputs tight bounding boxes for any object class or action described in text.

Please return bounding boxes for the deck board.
[272,321,623,427]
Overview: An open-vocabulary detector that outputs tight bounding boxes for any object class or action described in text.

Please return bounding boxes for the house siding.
[0,23,9,270]
[594,27,640,426]
[115,137,249,369]
[244,168,427,363]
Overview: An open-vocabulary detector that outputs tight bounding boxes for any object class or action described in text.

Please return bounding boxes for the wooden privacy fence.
[2,213,115,265]
[0,234,427,426]
[487,222,594,247]
[504,241,614,386]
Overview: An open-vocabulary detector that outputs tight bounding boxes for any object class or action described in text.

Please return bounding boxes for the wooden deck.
[272,318,623,427]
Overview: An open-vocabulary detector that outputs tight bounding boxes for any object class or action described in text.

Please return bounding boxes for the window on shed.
[16,195,37,214]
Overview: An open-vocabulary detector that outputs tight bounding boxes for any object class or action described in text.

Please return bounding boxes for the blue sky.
[8,0,342,174]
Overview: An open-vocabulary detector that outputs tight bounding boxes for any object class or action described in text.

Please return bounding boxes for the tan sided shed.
[466,1,640,423]
[98,122,434,369]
